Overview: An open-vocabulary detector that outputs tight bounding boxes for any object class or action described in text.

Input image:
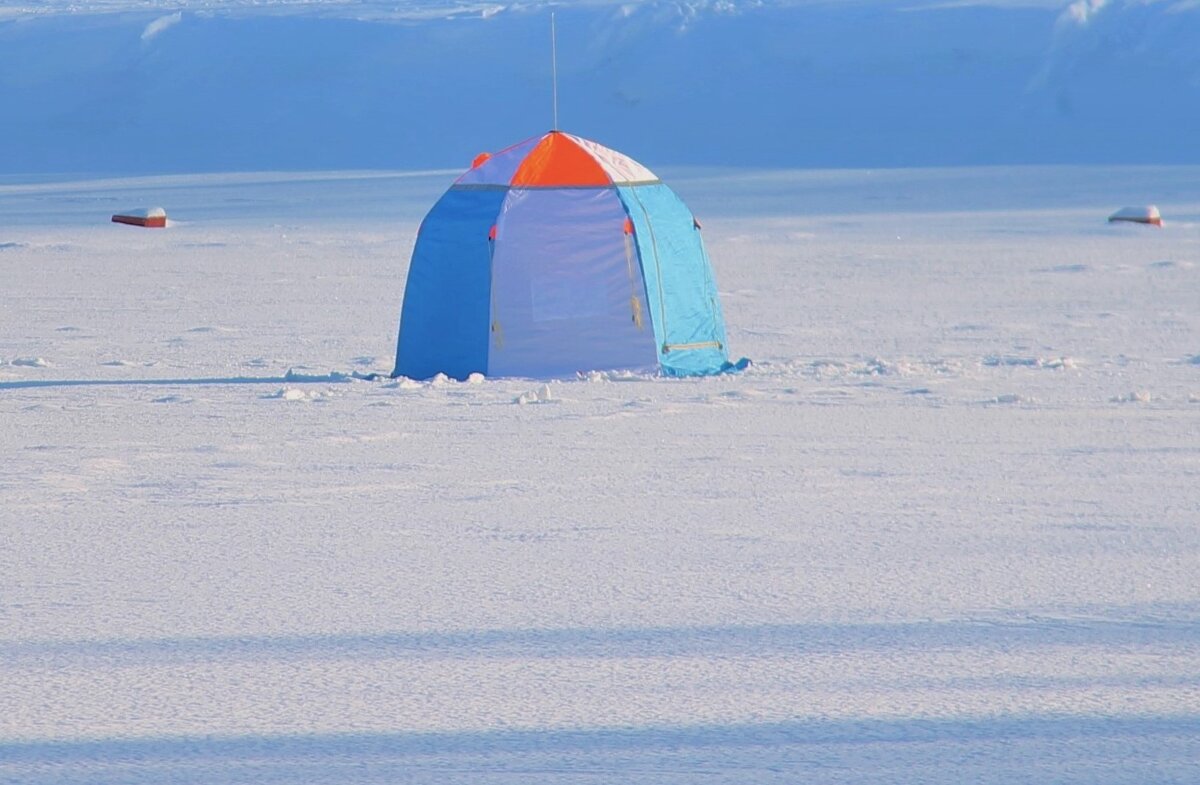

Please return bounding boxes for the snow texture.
[2,1,1200,780]
[2,165,1199,783]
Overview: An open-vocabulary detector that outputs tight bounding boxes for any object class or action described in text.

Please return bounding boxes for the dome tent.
[392,131,741,380]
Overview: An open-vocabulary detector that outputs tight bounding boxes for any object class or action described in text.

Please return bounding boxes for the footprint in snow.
[152,394,193,404]
[1039,264,1090,273]
[187,326,237,334]
[983,355,1075,370]
[715,389,761,401]
[10,357,50,368]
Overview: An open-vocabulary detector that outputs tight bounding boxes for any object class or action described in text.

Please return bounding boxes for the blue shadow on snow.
[0,370,367,391]
[2,714,1198,785]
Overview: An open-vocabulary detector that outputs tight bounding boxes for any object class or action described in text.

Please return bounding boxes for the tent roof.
[455,131,659,188]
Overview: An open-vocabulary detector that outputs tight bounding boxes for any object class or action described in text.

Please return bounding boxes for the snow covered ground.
[2,165,1199,783]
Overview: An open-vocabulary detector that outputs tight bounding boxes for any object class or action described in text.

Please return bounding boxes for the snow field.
[1,166,1199,783]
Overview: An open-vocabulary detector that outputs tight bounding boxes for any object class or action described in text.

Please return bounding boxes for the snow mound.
[580,369,647,383]
[983,355,1074,369]
[10,357,50,367]
[860,357,905,376]
[515,384,554,405]
[1111,390,1152,404]
[263,387,335,401]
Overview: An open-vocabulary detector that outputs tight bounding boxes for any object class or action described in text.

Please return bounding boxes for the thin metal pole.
[551,11,559,130]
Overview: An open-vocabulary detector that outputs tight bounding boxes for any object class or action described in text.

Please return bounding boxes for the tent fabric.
[565,134,659,184]
[453,132,661,189]
[392,131,737,380]
[510,133,612,188]
[487,187,658,378]
[619,183,727,377]
[395,187,505,380]
[455,136,543,187]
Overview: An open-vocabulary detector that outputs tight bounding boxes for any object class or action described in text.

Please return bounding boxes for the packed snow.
[3,0,1200,780]
[2,164,1199,783]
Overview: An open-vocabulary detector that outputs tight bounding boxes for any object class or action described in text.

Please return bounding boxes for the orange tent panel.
[510,132,611,187]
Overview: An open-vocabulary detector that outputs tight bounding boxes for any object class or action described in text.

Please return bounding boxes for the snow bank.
[2,1,1200,173]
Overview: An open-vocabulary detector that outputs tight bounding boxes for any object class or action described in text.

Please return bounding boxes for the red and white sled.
[1108,205,1163,227]
[112,207,168,228]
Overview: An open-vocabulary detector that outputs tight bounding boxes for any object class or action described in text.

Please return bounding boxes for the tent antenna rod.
[551,11,559,130]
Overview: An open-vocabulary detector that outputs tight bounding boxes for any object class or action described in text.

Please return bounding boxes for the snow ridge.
[3,1,1199,172]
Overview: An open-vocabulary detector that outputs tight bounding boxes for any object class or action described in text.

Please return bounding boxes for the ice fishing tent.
[392,131,736,380]
[1108,205,1163,227]
[112,207,167,228]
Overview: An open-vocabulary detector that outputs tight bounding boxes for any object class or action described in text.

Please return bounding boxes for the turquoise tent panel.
[487,187,658,378]
[618,184,729,376]
[393,186,506,380]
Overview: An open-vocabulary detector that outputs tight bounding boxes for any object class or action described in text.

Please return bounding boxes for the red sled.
[112,208,167,228]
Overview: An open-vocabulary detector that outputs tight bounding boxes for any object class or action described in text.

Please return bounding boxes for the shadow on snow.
[0,370,363,391]
[3,616,1198,667]
[2,714,1199,785]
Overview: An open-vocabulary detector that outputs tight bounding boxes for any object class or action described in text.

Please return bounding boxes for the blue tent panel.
[618,184,729,376]
[393,186,506,380]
